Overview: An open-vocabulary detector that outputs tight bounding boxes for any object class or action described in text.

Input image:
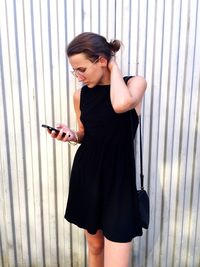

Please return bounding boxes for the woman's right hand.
[49,124,78,143]
[108,56,118,72]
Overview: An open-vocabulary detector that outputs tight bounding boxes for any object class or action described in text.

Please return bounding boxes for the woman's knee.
[89,241,104,256]
[85,230,104,255]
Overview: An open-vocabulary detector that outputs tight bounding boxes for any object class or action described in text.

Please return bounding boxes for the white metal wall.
[0,0,200,266]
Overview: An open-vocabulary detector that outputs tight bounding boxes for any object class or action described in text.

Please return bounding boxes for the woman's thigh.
[104,237,132,267]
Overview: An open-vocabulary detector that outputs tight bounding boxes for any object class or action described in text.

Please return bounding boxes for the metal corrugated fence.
[0,0,200,266]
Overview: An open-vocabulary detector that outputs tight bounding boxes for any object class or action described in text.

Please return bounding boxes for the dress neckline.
[84,84,110,91]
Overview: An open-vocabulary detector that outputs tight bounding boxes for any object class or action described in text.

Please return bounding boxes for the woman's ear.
[98,57,108,67]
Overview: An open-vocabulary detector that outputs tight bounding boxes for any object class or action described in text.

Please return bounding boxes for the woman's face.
[69,53,109,88]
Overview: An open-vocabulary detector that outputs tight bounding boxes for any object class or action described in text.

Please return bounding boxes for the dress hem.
[65,216,143,243]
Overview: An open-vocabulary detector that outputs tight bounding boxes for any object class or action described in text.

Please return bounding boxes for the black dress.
[65,77,143,242]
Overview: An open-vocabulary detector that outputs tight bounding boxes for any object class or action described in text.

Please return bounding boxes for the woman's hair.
[66,32,122,62]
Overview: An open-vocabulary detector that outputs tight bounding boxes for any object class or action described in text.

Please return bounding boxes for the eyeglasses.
[71,58,99,77]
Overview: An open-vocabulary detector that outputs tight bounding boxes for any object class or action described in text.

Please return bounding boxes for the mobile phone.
[42,124,66,137]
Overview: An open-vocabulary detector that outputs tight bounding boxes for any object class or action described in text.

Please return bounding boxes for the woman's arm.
[109,59,147,114]
[72,89,85,143]
[50,89,84,143]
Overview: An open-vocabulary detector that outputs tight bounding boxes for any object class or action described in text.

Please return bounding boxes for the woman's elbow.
[113,105,125,113]
[112,99,133,113]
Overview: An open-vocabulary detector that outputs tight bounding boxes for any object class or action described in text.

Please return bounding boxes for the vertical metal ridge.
[30,0,46,265]
[46,2,57,264]
[161,0,185,266]
[170,1,183,265]
[183,0,199,265]
[127,0,132,75]
[176,1,191,265]
[0,231,4,267]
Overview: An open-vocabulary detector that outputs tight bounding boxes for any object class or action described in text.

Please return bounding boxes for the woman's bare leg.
[84,230,104,267]
[104,237,132,267]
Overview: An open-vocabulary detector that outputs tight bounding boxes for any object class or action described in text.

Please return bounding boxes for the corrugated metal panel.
[0,0,199,267]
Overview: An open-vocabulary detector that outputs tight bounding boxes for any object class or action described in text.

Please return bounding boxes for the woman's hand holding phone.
[42,124,78,143]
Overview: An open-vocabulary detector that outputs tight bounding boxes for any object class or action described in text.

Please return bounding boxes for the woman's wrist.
[73,131,79,143]
[68,130,79,145]
[108,57,118,72]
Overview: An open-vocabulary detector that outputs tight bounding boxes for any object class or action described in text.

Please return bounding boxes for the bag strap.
[123,76,144,190]
[139,116,144,190]
[130,113,144,190]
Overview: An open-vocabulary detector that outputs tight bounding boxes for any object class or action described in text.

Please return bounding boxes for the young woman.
[49,32,147,267]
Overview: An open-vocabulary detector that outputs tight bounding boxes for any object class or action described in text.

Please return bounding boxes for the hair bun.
[109,40,122,53]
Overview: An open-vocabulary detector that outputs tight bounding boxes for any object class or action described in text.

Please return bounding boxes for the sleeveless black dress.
[65,77,143,242]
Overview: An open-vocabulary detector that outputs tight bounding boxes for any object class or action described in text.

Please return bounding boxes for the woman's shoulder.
[127,76,147,87]
[73,88,81,103]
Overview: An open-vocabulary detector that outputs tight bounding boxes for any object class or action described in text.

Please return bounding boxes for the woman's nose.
[77,74,85,82]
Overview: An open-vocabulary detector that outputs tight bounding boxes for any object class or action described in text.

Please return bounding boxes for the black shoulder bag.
[124,76,150,229]
[136,115,150,229]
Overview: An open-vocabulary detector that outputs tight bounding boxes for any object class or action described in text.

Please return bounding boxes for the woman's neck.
[98,69,111,85]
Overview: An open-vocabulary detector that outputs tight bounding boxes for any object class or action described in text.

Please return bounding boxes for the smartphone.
[41,124,66,137]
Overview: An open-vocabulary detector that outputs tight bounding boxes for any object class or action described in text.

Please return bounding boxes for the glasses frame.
[71,57,99,78]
